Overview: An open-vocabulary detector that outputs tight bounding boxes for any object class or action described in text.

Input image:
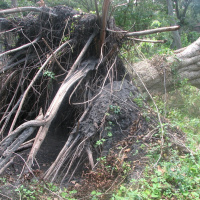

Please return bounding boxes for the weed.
[15,185,36,200]
[0,177,6,184]
[113,83,200,199]
[95,138,106,146]
[109,105,121,114]
[91,190,102,200]
[43,70,55,79]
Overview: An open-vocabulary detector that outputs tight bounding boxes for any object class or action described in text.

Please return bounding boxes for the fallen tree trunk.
[128,37,200,94]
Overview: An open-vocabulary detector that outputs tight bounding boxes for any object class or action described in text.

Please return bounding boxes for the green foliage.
[43,70,55,79]
[113,150,200,199]
[109,105,121,114]
[113,79,200,199]
[14,181,77,200]
[133,95,144,107]
[151,82,200,150]
[181,31,200,47]
[91,190,102,200]
[0,177,7,184]
[15,185,36,200]
[95,138,106,146]
[0,1,9,9]
[3,0,35,7]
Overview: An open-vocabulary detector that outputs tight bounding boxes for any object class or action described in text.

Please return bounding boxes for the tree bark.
[11,0,17,8]
[127,37,200,94]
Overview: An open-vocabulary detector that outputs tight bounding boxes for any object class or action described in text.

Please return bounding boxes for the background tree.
[11,0,17,8]
[166,0,182,49]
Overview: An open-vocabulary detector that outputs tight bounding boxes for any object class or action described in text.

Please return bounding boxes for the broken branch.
[0,37,40,58]
[125,25,180,36]
[129,38,167,43]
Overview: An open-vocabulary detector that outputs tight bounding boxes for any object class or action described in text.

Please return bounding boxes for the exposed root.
[0,4,188,188]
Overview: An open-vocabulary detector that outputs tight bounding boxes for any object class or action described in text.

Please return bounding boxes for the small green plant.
[0,177,6,184]
[133,96,144,107]
[47,182,58,192]
[60,188,77,199]
[43,70,55,79]
[122,161,131,175]
[62,35,70,43]
[105,120,114,137]
[109,105,121,114]
[15,185,36,200]
[96,156,106,163]
[113,153,200,199]
[141,110,150,122]
[95,138,106,146]
[91,190,102,200]
[107,131,112,137]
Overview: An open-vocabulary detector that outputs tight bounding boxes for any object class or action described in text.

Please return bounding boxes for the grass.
[112,83,200,199]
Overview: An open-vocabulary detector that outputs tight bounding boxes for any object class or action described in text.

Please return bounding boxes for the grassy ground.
[112,84,200,200]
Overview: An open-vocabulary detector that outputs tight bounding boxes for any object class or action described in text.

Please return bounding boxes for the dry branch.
[42,38,66,73]
[25,59,97,171]
[8,39,74,133]
[129,38,167,43]
[0,110,44,171]
[106,26,180,37]
[0,37,40,59]
[0,110,44,154]
[124,26,180,36]
[0,7,57,16]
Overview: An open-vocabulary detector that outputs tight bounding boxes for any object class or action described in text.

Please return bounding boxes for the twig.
[66,31,97,78]
[13,152,37,180]
[123,55,165,167]
[0,96,22,136]
[0,57,27,74]
[0,192,12,200]
[109,2,128,20]
[86,143,94,169]
[0,37,40,58]
[107,26,180,37]
[0,27,21,35]
[8,39,73,133]
[128,37,167,43]
[0,157,14,174]
[106,28,127,33]
[0,70,17,100]
[17,140,34,151]
[126,26,180,36]
[42,38,66,73]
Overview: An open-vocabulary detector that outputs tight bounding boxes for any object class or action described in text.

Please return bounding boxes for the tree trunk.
[166,0,181,49]
[11,0,17,8]
[128,37,200,94]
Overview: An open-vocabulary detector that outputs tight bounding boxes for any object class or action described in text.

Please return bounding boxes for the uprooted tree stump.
[0,2,191,193]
